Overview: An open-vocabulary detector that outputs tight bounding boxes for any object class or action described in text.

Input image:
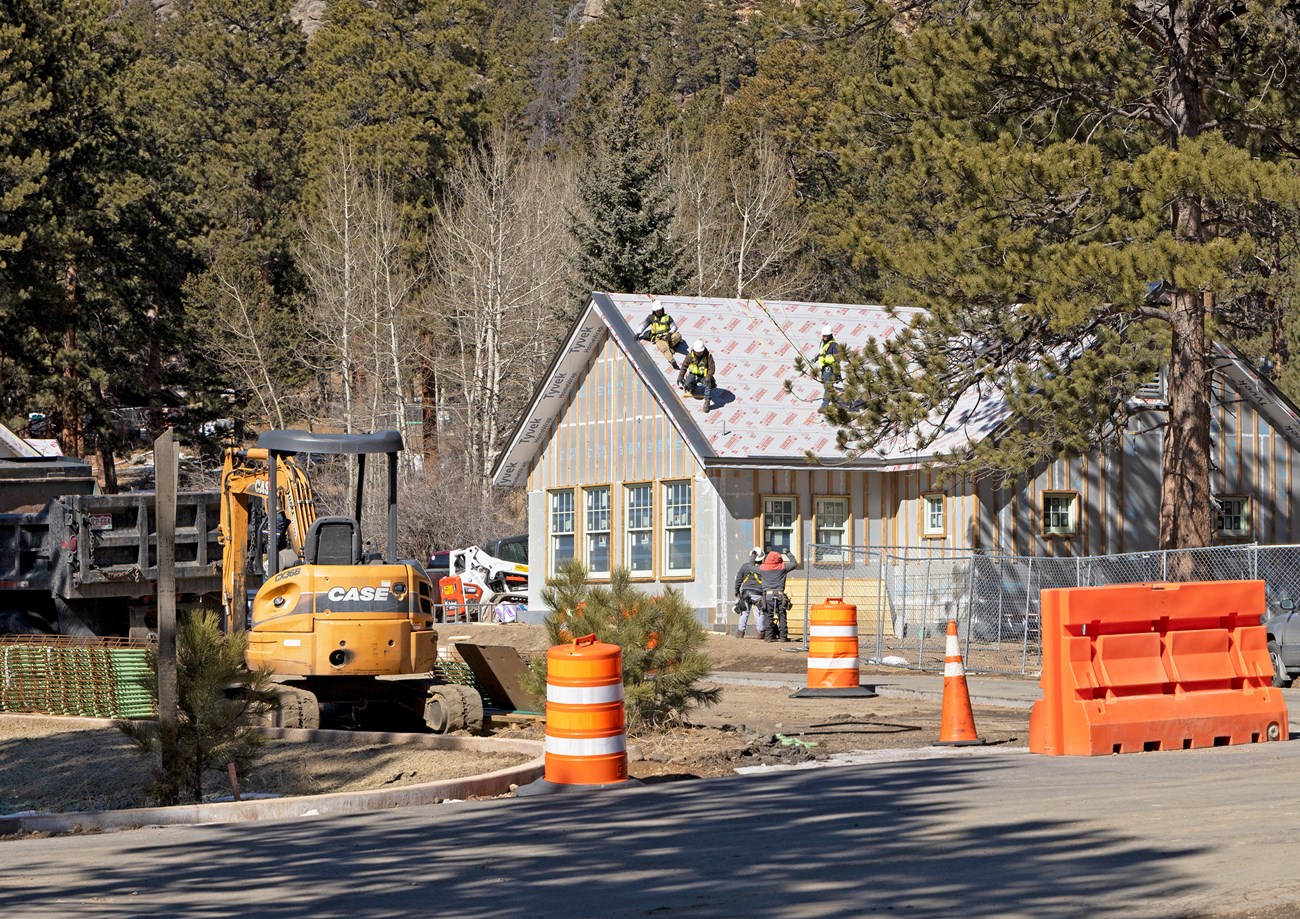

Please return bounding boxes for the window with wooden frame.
[584,485,611,577]
[624,482,654,578]
[662,480,693,578]
[814,497,849,562]
[549,489,576,573]
[1215,495,1250,539]
[922,493,946,538]
[1041,491,1079,537]
[762,496,798,555]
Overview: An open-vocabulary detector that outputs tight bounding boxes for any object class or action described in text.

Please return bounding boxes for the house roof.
[491,293,1300,489]
[492,293,1007,487]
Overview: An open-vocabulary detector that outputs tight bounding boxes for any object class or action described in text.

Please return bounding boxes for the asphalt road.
[3,741,1300,918]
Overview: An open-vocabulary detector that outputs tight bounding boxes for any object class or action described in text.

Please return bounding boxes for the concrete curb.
[707,671,1040,711]
[0,721,544,837]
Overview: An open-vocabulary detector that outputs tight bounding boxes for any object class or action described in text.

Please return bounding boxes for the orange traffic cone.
[937,618,985,746]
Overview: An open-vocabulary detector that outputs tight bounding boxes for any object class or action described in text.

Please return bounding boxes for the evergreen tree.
[525,563,719,729]
[569,81,688,313]
[118,610,276,806]
[826,0,1300,549]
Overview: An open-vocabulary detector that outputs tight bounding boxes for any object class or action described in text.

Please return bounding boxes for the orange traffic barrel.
[542,634,628,785]
[790,598,877,699]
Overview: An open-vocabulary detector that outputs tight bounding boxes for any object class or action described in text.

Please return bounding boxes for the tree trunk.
[62,263,83,458]
[420,345,439,483]
[1159,288,1212,549]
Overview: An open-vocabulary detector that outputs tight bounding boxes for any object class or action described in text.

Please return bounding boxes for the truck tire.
[270,685,321,729]
[424,684,484,734]
[1269,640,1293,689]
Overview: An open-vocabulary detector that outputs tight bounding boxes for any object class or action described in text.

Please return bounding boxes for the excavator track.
[269,684,321,730]
[423,683,484,734]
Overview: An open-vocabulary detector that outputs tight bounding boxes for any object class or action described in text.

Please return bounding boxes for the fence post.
[1021,555,1034,675]
[1161,549,1168,581]
[875,550,886,661]
[802,536,812,652]
[963,551,976,662]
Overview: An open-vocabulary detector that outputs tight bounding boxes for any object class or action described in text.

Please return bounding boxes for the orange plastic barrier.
[937,619,984,745]
[544,634,628,785]
[807,598,862,688]
[1029,580,1287,756]
[438,575,482,622]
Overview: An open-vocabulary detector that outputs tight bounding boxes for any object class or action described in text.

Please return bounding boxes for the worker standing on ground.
[636,301,684,369]
[759,550,799,642]
[733,547,766,638]
[678,340,717,415]
[816,326,842,407]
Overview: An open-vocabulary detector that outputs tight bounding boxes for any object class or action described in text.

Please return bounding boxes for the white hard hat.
[821,325,833,336]
[693,339,705,352]
[750,546,762,560]
[652,300,665,313]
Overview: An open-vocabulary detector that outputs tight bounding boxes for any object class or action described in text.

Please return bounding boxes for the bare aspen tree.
[427,128,575,505]
[729,133,811,299]
[204,264,290,429]
[669,132,812,299]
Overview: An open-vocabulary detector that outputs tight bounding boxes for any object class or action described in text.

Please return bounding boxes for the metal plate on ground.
[453,643,539,714]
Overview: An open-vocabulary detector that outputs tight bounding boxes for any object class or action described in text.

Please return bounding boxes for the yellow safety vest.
[818,339,838,368]
[688,353,709,376]
[650,314,671,338]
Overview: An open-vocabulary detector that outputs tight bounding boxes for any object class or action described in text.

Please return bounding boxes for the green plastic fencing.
[0,641,156,719]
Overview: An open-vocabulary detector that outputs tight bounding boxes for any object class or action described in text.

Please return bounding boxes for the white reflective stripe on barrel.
[547,683,625,705]
[810,625,858,637]
[944,661,966,677]
[807,657,859,669]
[544,734,627,757]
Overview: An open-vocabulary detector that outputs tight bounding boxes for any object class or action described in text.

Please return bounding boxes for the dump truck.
[0,454,222,638]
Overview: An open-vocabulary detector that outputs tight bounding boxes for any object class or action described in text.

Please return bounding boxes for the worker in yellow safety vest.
[677,339,717,415]
[636,301,684,369]
[816,325,842,407]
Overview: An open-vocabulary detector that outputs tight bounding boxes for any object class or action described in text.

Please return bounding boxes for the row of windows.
[549,488,1254,577]
[549,481,693,579]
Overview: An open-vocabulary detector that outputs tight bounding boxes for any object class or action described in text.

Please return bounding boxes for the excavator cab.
[219,430,481,732]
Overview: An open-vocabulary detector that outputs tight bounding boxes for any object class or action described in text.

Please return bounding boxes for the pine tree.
[569,80,688,315]
[119,611,276,806]
[524,563,719,729]
[825,0,1300,549]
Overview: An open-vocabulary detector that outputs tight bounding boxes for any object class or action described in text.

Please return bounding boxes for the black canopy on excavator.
[257,428,403,573]
[258,429,404,456]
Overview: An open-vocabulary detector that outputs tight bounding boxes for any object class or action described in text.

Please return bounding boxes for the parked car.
[1262,589,1299,687]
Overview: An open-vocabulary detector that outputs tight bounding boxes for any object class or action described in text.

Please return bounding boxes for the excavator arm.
[218,447,318,631]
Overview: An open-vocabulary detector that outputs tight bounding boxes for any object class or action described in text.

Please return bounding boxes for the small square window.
[1216,496,1250,539]
[762,496,797,555]
[1042,491,1079,537]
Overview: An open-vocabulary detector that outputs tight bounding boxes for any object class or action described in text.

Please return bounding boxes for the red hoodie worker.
[757,549,799,642]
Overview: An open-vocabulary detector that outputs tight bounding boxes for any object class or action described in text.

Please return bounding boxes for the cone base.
[515,776,643,797]
[935,738,986,746]
[790,686,878,698]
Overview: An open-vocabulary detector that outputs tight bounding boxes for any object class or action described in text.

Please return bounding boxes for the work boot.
[701,399,709,415]
[734,631,743,639]
[670,359,679,370]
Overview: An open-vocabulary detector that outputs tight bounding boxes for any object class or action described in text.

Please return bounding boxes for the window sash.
[663,480,692,575]
[1216,497,1249,537]
[923,495,945,535]
[625,484,653,575]
[763,497,796,555]
[1042,493,1077,535]
[549,490,575,572]
[815,498,848,562]
[579,487,611,576]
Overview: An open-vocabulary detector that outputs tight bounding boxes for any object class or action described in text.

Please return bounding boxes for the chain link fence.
[799,543,1300,675]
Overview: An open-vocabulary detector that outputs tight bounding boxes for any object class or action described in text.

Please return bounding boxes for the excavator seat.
[305,516,361,566]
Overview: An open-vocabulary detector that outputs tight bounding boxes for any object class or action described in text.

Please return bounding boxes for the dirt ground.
[0,623,1031,815]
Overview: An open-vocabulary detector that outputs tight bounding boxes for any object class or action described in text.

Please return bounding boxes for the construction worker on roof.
[678,339,717,415]
[636,301,684,369]
[816,325,843,407]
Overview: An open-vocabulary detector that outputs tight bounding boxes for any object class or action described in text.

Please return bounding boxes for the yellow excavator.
[218,429,483,732]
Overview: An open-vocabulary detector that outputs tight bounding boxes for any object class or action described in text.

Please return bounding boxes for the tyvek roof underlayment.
[492,292,1300,488]
[598,292,1006,470]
